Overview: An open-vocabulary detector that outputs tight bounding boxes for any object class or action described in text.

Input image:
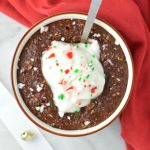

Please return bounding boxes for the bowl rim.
[11,12,134,137]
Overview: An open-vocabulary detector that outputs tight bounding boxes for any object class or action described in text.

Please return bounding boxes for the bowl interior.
[12,13,133,136]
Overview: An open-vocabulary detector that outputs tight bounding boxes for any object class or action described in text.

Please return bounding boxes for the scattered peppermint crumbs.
[35,106,40,111]
[116,78,121,81]
[40,105,45,113]
[18,83,25,89]
[36,84,44,92]
[29,88,34,92]
[110,87,113,90]
[20,68,25,73]
[40,26,49,34]
[61,37,65,41]
[102,44,108,50]
[35,105,45,113]
[33,67,38,71]
[107,59,114,66]
[72,21,76,25]
[93,33,101,38]
[46,102,51,106]
[67,116,71,120]
[30,58,34,62]
[84,121,90,126]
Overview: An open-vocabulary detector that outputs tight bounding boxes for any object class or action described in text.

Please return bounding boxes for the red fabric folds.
[0,0,150,149]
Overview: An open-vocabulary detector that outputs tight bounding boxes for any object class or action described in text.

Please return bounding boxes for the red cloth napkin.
[0,0,150,149]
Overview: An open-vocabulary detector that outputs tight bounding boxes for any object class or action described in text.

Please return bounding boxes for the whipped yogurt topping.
[41,39,105,117]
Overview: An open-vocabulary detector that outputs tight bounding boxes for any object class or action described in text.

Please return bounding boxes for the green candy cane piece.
[76,44,79,49]
[74,69,79,73]
[78,77,82,81]
[85,43,88,48]
[58,94,65,100]
[86,74,90,79]
[91,67,95,71]
[53,45,57,48]
[88,61,93,67]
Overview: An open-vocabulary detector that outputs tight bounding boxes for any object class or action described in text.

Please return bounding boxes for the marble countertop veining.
[0,12,126,150]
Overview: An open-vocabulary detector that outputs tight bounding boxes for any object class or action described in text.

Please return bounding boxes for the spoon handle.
[81,0,103,42]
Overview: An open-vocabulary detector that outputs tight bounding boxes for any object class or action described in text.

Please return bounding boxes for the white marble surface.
[0,12,126,150]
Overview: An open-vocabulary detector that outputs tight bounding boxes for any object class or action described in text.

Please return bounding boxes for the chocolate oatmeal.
[17,19,128,130]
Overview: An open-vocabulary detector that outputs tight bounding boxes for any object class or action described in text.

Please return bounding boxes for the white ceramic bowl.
[11,13,133,136]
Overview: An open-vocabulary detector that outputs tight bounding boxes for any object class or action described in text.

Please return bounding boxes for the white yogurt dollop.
[41,39,105,117]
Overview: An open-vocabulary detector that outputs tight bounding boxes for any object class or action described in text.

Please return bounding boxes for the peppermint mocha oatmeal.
[17,19,128,130]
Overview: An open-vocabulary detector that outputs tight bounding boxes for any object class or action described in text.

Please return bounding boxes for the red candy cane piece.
[91,87,97,94]
[48,53,55,58]
[66,52,73,59]
[59,79,67,85]
[66,86,74,91]
[46,46,51,51]
[65,69,70,74]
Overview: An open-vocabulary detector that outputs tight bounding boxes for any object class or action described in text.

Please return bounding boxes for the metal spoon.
[81,0,103,42]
